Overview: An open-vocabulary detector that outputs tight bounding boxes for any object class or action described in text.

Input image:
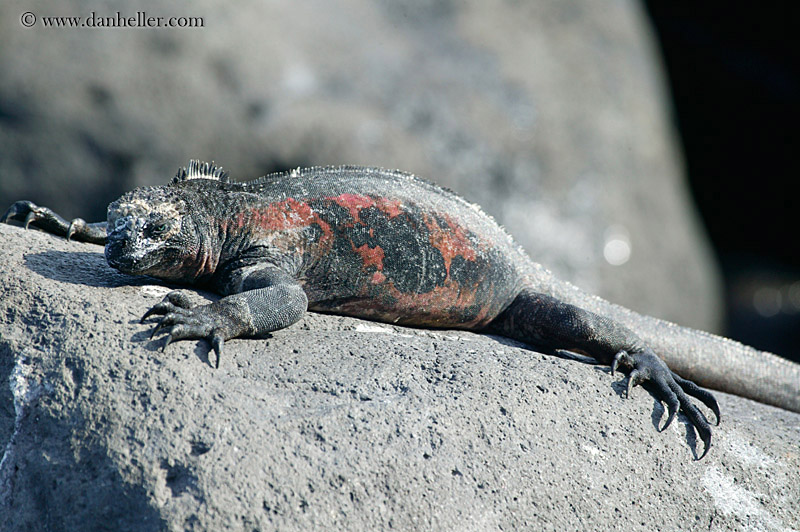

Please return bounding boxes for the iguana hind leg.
[2,200,107,244]
[487,288,720,459]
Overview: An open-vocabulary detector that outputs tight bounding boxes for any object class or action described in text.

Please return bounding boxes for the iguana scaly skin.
[5,160,800,458]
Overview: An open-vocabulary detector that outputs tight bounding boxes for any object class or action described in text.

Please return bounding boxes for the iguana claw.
[612,349,720,459]
[142,290,238,369]
[141,291,194,323]
[24,210,37,229]
[66,218,88,241]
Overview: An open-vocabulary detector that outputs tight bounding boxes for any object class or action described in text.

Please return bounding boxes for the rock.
[0,0,720,332]
[1,224,798,531]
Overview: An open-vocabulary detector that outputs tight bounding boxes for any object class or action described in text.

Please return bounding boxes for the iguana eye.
[148,221,170,236]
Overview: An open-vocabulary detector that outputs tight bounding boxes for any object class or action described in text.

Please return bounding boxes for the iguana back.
[212,166,528,328]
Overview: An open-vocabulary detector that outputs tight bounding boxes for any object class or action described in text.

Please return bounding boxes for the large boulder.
[1,222,798,530]
[0,0,720,331]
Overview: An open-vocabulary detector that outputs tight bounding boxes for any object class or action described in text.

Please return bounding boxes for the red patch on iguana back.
[331,194,403,224]
[239,198,333,242]
[354,243,384,270]
[353,243,386,284]
[424,214,477,275]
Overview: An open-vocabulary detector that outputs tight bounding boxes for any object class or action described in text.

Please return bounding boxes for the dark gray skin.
[4,160,800,459]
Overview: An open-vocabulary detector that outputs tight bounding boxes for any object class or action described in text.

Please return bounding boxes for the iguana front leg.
[488,289,720,459]
[1,200,107,244]
[141,263,308,368]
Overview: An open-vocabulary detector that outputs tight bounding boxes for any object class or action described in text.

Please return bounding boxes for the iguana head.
[104,187,193,278]
[104,160,227,281]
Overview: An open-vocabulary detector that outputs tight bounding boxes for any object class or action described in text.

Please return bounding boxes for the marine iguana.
[4,160,800,458]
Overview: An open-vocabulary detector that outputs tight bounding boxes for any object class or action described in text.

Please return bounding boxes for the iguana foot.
[141,291,247,369]
[612,349,720,459]
[2,200,69,232]
[1,200,107,244]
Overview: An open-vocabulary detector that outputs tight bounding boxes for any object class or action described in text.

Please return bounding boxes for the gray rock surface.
[1,224,798,531]
[0,0,721,332]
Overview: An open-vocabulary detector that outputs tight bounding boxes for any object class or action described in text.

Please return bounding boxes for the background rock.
[1,219,798,530]
[0,0,721,332]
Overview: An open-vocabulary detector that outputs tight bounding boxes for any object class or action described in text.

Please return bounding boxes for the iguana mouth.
[105,246,144,274]
[104,237,159,275]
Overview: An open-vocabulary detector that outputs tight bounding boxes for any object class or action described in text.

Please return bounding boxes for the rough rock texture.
[0,0,721,332]
[2,225,798,531]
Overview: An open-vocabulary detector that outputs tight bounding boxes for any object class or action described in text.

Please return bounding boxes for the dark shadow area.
[1,401,168,531]
[644,3,800,362]
[1,322,166,529]
[681,416,702,461]
[194,341,215,368]
[24,250,148,288]
[23,248,225,369]
[132,324,216,368]
[130,327,165,352]
[0,342,16,461]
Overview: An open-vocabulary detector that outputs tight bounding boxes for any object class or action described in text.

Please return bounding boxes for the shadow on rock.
[0,343,16,456]
[2,404,168,532]
[24,250,148,288]
[132,318,219,368]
